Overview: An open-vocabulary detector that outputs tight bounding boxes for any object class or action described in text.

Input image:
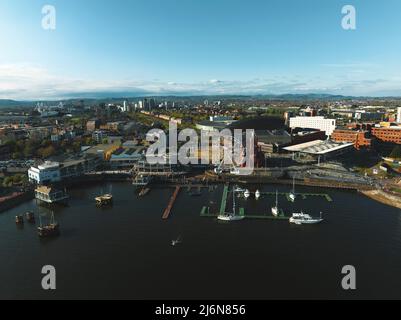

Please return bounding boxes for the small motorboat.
[95,193,113,206]
[255,190,261,200]
[271,190,279,217]
[25,211,35,223]
[15,215,24,225]
[171,237,182,246]
[244,189,250,199]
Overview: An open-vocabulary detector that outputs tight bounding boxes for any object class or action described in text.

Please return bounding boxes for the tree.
[37,145,56,159]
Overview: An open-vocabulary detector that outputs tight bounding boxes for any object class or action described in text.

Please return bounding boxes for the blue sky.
[1,0,401,99]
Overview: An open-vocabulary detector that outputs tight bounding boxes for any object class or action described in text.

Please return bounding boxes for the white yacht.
[218,214,245,221]
[289,212,323,225]
[234,186,246,193]
[255,190,261,200]
[271,190,279,216]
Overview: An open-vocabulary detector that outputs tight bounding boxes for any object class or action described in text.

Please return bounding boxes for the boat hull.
[217,215,245,221]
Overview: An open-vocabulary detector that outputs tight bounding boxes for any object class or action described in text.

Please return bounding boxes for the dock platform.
[260,192,332,202]
[219,185,229,215]
[200,206,288,220]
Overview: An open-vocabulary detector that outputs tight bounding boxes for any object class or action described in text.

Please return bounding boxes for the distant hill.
[1,93,400,108]
[0,100,33,108]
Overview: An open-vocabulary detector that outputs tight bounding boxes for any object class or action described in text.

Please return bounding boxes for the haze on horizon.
[1,0,401,100]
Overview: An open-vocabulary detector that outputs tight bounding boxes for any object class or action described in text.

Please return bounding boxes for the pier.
[162,186,181,220]
[200,206,288,220]
[219,185,229,215]
[259,191,332,202]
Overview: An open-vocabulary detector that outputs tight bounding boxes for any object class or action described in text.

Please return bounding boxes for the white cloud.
[1,63,401,100]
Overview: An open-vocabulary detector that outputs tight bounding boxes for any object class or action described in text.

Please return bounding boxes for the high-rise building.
[397,107,401,123]
[149,98,156,110]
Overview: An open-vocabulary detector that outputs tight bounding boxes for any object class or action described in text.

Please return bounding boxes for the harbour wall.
[0,191,34,213]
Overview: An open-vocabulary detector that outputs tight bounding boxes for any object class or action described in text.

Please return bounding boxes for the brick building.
[371,126,401,144]
[331,129,372,149]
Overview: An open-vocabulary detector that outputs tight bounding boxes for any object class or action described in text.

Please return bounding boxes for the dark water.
[0,183,400,300]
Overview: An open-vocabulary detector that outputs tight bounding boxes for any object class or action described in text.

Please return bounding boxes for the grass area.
[390,187,401,194]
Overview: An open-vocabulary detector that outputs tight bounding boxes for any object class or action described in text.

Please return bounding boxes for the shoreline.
[1,177,399,214]
[360,189,401,209]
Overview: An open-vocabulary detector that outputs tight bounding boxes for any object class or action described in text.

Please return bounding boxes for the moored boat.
[271,190,279,216]
[289,212,323,225]
[15,215,24,225]
[37,212,60,238]
[25,211,35,223]
[95,194,113,206]
[218,187,245,221]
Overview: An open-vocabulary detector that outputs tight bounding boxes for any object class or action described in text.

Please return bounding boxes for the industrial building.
[283,140,354,161]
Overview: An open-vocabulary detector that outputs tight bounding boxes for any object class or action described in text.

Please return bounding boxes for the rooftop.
[283,140,354,155]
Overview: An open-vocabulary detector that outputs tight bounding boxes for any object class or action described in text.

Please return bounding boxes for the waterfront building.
[35,186,69,204]
[28,161,61,184]
[28,155,102,184]
[109,146,145,169]
[289,116,336,136]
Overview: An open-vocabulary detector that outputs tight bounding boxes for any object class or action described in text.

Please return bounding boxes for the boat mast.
[276,190,278,208]
[232,188,235,215]
[292,176,295,194]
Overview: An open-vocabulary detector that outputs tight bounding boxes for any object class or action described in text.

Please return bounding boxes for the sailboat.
[37,211,60,237]
[289,177,296,202]
[271,190,279,216]
[218,188,245,221]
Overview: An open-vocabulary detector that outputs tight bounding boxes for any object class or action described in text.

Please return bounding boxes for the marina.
[200,184,331,221]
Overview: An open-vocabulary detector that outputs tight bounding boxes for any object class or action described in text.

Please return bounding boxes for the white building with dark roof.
[289,116,336,136]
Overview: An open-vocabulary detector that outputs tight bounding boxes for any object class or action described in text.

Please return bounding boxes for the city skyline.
[2,0,401,100]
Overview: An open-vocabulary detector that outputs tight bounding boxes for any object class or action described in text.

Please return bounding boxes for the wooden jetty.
[162,186,181,220]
